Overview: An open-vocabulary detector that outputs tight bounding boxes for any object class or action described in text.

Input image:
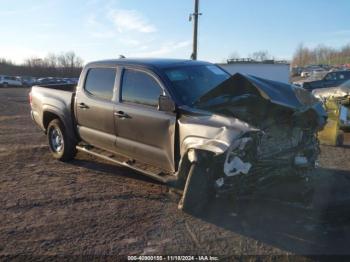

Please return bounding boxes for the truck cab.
[75,60,180,172]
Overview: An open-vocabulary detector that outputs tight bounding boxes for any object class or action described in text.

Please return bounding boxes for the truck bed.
[35,83,76,92]
[30,84,76,134]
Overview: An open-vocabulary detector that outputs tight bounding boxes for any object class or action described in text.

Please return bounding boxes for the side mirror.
[158,95,176,112]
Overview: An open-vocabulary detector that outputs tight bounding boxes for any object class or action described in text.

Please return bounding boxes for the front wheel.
[178,151,214,214]
[47,119,76,161]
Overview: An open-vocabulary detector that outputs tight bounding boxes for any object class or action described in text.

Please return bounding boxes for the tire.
[336,131,344,147]
[2,82,8,88]
[178,151,214,214]
[47,119,76,161]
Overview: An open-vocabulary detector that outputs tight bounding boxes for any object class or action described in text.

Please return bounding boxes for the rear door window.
[121,69,162,107]
[84,68,116,100]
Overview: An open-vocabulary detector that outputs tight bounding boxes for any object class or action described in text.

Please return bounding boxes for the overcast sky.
[1,0,349,64]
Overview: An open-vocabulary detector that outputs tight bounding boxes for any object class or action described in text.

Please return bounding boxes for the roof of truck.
[87,58,212,69]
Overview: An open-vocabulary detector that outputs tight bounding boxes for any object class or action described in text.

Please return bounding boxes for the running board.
[76,145,177,184]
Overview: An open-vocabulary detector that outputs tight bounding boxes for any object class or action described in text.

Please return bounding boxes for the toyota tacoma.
[30,58,327,213]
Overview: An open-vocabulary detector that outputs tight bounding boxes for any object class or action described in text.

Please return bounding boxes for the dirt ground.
[1,87,350,257]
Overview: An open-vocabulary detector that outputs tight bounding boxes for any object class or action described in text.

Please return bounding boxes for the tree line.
[228,43,350,67]
[0,52,83,78]
[228,50,274,62]
[292,43,350,67]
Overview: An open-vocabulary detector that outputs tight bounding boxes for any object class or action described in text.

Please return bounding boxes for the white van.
[0,75,23,87]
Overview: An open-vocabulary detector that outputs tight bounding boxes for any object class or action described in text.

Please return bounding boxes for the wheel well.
[43,111,60,131]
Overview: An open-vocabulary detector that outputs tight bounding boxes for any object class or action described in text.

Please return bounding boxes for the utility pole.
[190,0,201,60]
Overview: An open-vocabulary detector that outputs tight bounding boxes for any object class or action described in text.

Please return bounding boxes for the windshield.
[165,65,230,105]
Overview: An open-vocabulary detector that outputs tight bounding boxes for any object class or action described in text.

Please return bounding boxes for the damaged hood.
[195,73,327,127]
[197,73,318,109]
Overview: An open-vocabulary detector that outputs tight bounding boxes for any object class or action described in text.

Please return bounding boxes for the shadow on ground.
[67,155,350,255]
[197,167,350,255]
[69,157,165,185]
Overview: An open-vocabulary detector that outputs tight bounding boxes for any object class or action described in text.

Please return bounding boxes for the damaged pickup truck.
[30,58,327,213]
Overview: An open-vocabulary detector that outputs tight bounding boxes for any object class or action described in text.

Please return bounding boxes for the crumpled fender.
[178,111,259,156]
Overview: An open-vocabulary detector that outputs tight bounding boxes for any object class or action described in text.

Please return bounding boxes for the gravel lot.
[1,87,350,257]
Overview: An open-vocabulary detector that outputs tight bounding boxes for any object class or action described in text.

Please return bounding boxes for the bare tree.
[292,42,350,66]
[292,43,309,66]
[0,51,84,77]
[57,53,69,68]
[228,52,240,60]
[250,50,271,61]
[45,53,58,68]
[0,58,13,65]
[56,51,83,76]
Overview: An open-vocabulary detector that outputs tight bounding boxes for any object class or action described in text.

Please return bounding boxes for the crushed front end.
[193,73,327,197]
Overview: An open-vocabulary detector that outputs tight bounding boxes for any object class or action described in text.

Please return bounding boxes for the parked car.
[301,71,350,91]
[34,77,75,86]
[0,75,23,87]
[312,80,350,133]
[300,70,311,78]
[311,68,327,77]
[312,80,350,101]
[36,77,61,85]
[29,58,326,213]
[293,72,327,87]
[70,78,79,84]
[21,76,36,87]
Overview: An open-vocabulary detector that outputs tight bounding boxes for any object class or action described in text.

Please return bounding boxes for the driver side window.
[121,69,162,107]
[325,73,336,81]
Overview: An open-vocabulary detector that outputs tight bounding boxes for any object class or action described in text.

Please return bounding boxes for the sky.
[0,0,350,64]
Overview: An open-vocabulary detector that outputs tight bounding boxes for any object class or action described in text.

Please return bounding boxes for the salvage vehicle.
[0,75,23,87]
[312,83,350,145]
[301,70,350,91]
[30,58,327,213]
[20,76,37,87]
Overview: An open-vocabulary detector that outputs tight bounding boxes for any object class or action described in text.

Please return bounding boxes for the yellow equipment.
[318,99,344,146]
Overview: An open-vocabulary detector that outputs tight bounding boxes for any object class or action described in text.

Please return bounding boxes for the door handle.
[79,103,89,109]
[114,111,130,119]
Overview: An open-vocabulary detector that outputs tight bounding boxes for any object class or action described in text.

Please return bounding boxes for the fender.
[178,112,259,157]
[42,104,77,142]
[181,134,237,156]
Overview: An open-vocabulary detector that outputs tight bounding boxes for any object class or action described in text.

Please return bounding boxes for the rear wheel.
[47,119,76,161]
[2,82,8,88]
